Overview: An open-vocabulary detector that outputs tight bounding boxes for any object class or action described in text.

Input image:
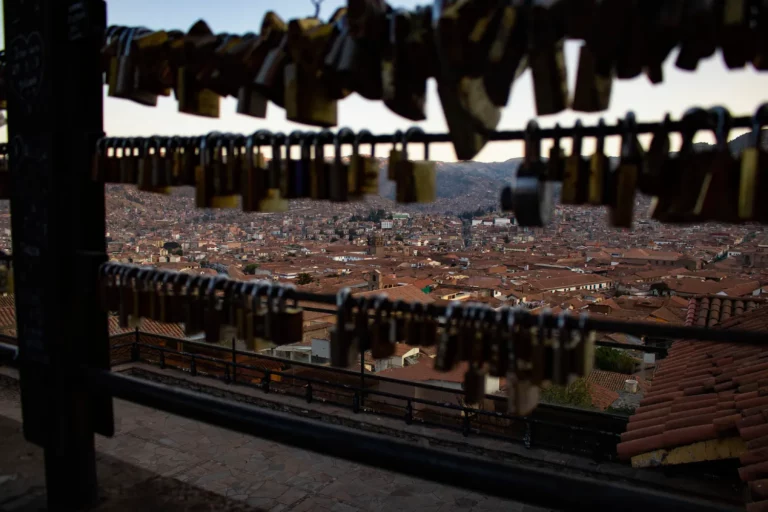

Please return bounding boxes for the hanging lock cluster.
[330,290,595,416]
[99,263,304,352]
[96,1,768,161]
[502,104,768,229]
[91,129,436,209]
[648,104,768,225]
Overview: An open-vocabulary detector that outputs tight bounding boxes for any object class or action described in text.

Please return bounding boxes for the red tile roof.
[685,296,767,327]
[616,305,768,510]
[108,316,186,338]
[587,369,647,393]
[0,294,187,338]
[590,384,620,411]
[354,284,435,304]
[379,357,469,384]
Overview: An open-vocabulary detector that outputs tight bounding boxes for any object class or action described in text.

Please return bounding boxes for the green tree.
[244,263,259,275]
[296,273,313,285]
[504,236,510,243]
[594,347,637,374]
[540,378,593,409]
[330,236,339,243]
[395,235,403,242]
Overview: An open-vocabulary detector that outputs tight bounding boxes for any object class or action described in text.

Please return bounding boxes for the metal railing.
[0,332,742,511]
[110,329,625,460]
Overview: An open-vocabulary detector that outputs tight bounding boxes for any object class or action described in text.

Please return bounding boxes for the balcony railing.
[106,329,624,460]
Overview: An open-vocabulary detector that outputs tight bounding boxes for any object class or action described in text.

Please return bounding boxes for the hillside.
[101,157,522,218]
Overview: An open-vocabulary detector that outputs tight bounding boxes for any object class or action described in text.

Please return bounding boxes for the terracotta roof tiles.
[589,383,619,410]
[586,369,647,393]
[616,304,768,510]
[686,295,768,327]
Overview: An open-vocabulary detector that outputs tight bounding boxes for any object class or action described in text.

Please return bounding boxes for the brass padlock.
[272,286,303,345]
[243,130,271,212]
[330,289,359,367]
[351,129,380,197]
[739,104,768,222]
[694,107,740,223]
[609,112,643,229]
[500,120,553,227]
[331,128,354,202]
[395,127,435,204]
[260,134,288,213]
[311,131,333,201]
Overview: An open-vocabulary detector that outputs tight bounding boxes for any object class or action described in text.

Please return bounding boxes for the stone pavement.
[0,376,545,512]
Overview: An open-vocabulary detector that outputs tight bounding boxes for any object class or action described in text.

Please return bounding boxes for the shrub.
[595,347,637,374]
[540,378,593,409]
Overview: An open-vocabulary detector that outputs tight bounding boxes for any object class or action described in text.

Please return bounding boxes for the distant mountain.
[728,130,768,154]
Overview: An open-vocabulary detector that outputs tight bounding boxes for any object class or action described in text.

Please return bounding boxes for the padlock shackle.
[286,130,304,159]
[200,132,223,166]
[707,106,732,151]
[354,129,375,156]
[619,111,638,158]
[523,119,541,163]
[314,129,334,160]
[277,285,297,311]
[247,130,273,153]
[679,107,712,155]
[403,126,428,161]
[750,103,768,148]
[336,127,356,163]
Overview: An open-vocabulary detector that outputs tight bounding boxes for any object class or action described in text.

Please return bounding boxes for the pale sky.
[2,0,768,161]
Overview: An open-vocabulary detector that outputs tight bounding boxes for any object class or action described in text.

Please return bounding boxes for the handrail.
[120,330,631,421]
[118,335,623,459]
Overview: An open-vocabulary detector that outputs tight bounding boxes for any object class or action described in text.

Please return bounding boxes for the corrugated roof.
[615,305,768,511]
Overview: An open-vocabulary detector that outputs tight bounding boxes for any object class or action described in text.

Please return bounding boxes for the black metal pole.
[359,346,365,409]
[3,0,112,509]
[83,114,758,146]
[231,337,237,384]
[93,371,740,512]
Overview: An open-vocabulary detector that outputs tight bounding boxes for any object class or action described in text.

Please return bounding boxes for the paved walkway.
[0,376,543,511]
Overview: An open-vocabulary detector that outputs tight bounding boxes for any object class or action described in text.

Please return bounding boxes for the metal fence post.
[405,400,413,425]
[224,363,231,383]
[131,339,139,362]
[306,382,313,403]
[352,392,360,413]
[190,355,197,376]
[159,349,165,370]
[463,414,471,437]
[262,371,271,393]
[231,337,237,384]
[359,347,365,409]
[524,421,533,449]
